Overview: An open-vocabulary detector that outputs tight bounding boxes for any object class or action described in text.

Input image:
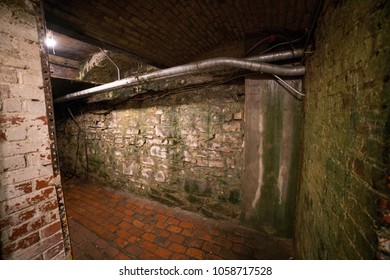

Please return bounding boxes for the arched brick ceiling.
[44,0,319,67]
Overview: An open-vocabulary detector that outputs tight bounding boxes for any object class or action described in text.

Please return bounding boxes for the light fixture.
[45,30,56,54]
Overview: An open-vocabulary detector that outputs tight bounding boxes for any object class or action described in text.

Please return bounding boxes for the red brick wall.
[0,0,69,259]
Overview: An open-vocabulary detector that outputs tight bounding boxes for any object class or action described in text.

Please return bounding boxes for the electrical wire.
[259,31,308,55]
[99,47,121,80]
[272,74,305,98]
[245,36,270,56]
[67,107,89,179]
[67,107,81,179]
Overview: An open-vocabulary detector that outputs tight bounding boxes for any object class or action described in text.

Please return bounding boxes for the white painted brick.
[0,165,53,187]
[3,98,22,112]
[0,194,29,217]
[0,182,33,203]
[6,125,27,141]
[0,140,41,157]
[9,84,45,101]
[1,53,42,71]
[27,125,48,140]
[0,32,12,50]
[2,155,26,172]
[26,151,51,167]
[25,100,46,113]
[12,9,37,27]
[0,21,38,42]
[19,71,43,87]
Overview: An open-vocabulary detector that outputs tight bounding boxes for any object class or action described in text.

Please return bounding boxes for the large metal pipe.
[246,48,303,62]
[54,49,305,103]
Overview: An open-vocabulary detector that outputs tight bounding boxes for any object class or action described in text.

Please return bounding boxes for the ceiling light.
[45,31,56,54]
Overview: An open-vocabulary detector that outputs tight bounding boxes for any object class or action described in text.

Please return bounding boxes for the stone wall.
[295,0,390,259]
[56,85,244,219]
[0,0,68,259]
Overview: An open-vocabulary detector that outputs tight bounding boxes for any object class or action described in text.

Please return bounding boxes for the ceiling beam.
[49,54,80,69]
[44,14,165,68]
[49,64,80,81]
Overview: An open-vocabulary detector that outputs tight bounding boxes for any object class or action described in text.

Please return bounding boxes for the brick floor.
[63,179,293,260]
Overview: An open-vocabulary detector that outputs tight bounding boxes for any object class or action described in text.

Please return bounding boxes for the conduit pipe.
[54,49,305,103]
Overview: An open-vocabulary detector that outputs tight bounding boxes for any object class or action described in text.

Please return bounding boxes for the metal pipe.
[272,74,305,97]
[54,49,305,103]
[247,49,304,62]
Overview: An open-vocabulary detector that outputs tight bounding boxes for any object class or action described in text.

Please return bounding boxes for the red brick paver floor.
[63,179,293,260]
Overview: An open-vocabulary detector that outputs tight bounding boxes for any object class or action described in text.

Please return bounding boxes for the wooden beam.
[49,63,80,80]
[49,54,80,69]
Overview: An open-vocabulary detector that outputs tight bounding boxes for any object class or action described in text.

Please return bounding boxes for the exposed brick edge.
[31,0,72,259]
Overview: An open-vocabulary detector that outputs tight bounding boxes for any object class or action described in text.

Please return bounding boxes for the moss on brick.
[296,0,390,259]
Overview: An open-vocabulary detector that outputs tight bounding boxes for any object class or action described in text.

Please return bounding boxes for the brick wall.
[56,85,244,220]
[295,0,390,259]
[0,0,68,259]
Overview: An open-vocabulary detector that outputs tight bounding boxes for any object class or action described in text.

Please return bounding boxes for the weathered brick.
[1,166,54,186]
[141,232,156,242]
[0,67,17,83]
[0,140,36,157]
[140,240,157,252]
[8,84,44,101]
[0,217,11,229]
[41,221,61,238]
[3,186,55,215]
[2,232,40,258]
[19,71,43,86]
[43,242,64,260]
[12,231,63,260]
[154,247,172,258]
[295,0,390,259]
[25,100,46,113]
[186,247,204,259]
[169,242,186,253]
[0,181,32,202]
[0,84,11,97]
[2,98,22,112]
[133,219,145,229]
[0,0,67,260]
[168,233,185,244]
[8,218,41,241]
[17,207,36,223]
[167,225,182,234]
[5,125,27,141]
[35,177,53,190]
[26,125,49,142]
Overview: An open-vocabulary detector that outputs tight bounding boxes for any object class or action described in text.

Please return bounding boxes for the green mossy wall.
[295,0,390,259]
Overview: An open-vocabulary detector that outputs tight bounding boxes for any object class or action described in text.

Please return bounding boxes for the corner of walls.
[242,78,303,237]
